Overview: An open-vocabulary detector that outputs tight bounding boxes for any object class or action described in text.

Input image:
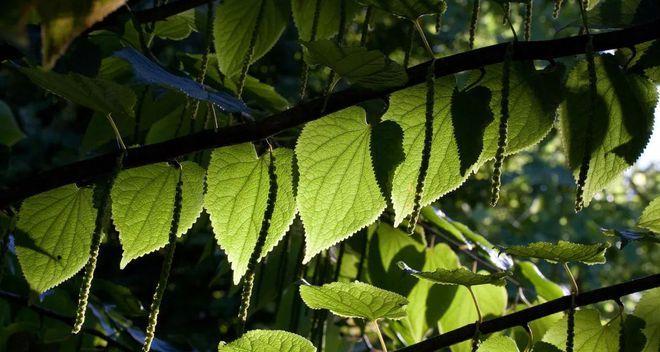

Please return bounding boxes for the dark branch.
[394,273,660,352]
[0,290,134,351]
[1,20,659,207]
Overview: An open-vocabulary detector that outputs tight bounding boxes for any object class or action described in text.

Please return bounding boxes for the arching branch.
[1,19,659,207]
[394,273,660,352]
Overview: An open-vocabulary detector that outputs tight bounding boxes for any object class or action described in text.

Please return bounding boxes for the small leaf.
[542,309,620,352]
[114,48,248,113]
[111,164,177,268]
[360,0,446,20]
[0,100,25,146]
[299,281,408,320]
[477,335,520,352]
[218,330,316,352]
[633,287,659,352]
[504,240,610,264]
[205,144,296,283]
[213,0,289,77]
[20,67,136,118]
[398,261,508,286]
[296,106,386,263]
[560,55,656,207]
[303,40,408,90]
[638,197,660,233]
[292,0,360,41]
[15,184,96,293]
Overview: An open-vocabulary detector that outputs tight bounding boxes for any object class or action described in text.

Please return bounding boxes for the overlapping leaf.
[218,330,316,352]
[504,240,610,264]
[296,106,386,263]
[638,197,660,233]
[303,40,408,90]
[15,184,96,293]
[299,281,408,320]
[559,55,656,207]
[205,144,296,283]
[360,0,446,19]
[399,262,508,286]
[542,309,620,352]
[633,287,660,352]
[292,0,359,41]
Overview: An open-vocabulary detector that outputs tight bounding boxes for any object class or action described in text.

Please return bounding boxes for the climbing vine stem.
[141,163,183,352]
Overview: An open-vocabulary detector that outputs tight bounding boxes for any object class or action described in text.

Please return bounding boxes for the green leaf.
[560,55,656,207]
[586,0,659,29]
[205,144,296,283]
[515,261,564,301]
[15,184,96,293]
[542,309,620,352]
[296,106,386,263]
[504,241,610,264]
[153,10,196,40]
[292,0,359,41]
[111,163,177,268]
[179,161,206,236]
[477,335,520,352]
[303,40,408,90]
[450,87,494,175]
[360,0,446,20]
[299,281,408,320]
[20,68,136,118]
[218,330,316,352]
[633,287,660,352]
[213,0,289,77]
[638,197,660,233]
[399,262,508,286]
[0,100,25,146]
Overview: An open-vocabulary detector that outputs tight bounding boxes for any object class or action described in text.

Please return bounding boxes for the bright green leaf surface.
[0,100,25,146]
[15,184,96,293]
[560,55,656,207]
[638,197,660,233]
[213,0,289,77]
[399,262,508,286]
[111,163,178,268]
[299,281,408,321]
[303,40,408,90]
[179,161,205,236]
[219,330,316,352]
[516,261,564,301]
[633,287,660,352]
[542,309,620,352]
[205,144,296,283]
[292,0,359,41]
[360,0,446,19]
[20,68,136,118]
[296,106,386,263]
[505,241,610,264]
[477,335,520,352]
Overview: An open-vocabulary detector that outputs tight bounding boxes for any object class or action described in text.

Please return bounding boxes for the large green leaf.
[542,309,620,352]
[505,241,609,264]
[20,68,136,118]
[218,330,316,352]
[515,261,564,301]
[205,144,296,283]
[213,0,289,77]
[638,197,660,233]
[292,0,360,41]
[15,184,96,293]
[633,287,660,352]
[477,335,520,352]
[179,161,206,236]
[0,100,24,146]
[299,281,408,320]
[360,0,446,20]
[399,262,508,286]
[296,106,386,263]
[586,0,659,29]
[560,55,656,207]
[303,40,408,90]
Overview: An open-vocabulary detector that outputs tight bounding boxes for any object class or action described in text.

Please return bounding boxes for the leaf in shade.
[359,0,446,20]
[601,228,660,248]
[303,40,408,90]
[218,330,316,352]
[0,100,25,146]
[504,240,610,264]
[299,281,408,320]
[398,261,508,286]
[633,287,660,352]
[450,86,494,175]
[292,0,360,41]
[586,0,660,29]
[371,120,405,199]
[114,48,248,114]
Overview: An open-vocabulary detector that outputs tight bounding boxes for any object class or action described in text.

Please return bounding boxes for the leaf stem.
[413,19,435,59]
[467,286,483,323]
[562,262,579,294]
[105,113,127,151]
[372,319,388,352]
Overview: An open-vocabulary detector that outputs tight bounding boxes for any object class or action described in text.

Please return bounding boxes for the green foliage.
[299,281,408,321]
[638,197,660,233]
[296,107,386,263]
[303,40,408,90]
[504,241,610,264]
[0,100,24,146]
[292,0,359,41]
[560,55,657,208]
[360,0,447,20]
[15,184,96,293]
[542,309,620,352]
[399,261,508,286]
[476,335,520,352]
[218,330,316,351]
[633,288,660,352]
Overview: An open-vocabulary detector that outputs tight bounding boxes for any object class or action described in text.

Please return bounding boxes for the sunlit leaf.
[638,197,660,233]
[218,330,316,352]
[477,335,520,352]
[542,309,620,352]
[399,261,508,286]
[633,287,660,352]
[505,241,610,264]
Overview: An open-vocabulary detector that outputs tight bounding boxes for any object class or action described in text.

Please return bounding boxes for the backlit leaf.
[504,241,610,264]
[218,330,316,352]
[633,287,660,352]
[638,197,660,233]
[477,335,520,352]
[399,262,508,286]
[542,309,620,352]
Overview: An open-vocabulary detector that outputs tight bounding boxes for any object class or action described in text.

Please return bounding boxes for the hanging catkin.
[524,0,533,41]
[141,165,183,352]
[237,146,278,331]
[72,152,125,334]
[236,0,267,99]
[566,294,576,352]
[298,0,323,101]
[407,60,435,235]
[490,43,513,207]
[468,0,480,49]
[553,0,564,18]
[190,1,216,122]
